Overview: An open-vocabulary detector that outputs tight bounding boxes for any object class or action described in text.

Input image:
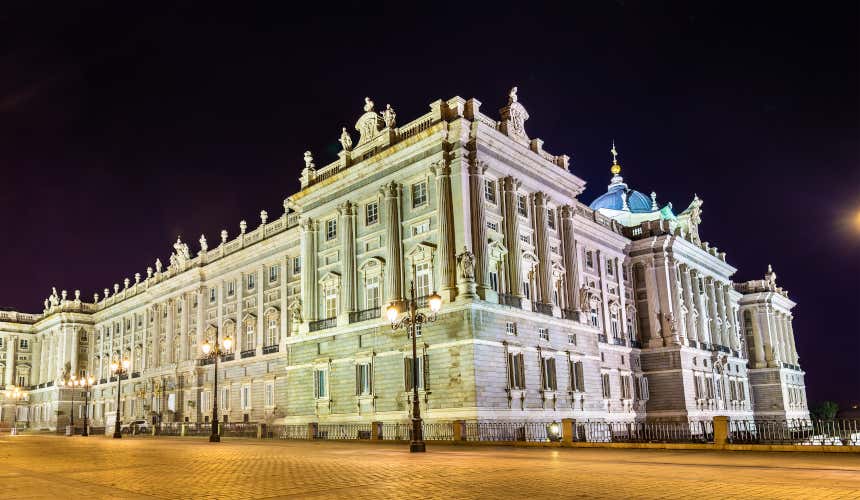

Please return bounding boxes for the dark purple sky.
[1,2,857,407]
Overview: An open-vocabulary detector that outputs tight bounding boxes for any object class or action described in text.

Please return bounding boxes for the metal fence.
[575,420,713,443]
[316,423,373,440]
[221,423,258,438]
[464,421,562,442]
[729,419,860,446]
[268,424,308,440]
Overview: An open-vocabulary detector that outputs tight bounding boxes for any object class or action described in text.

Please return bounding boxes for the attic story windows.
[326,219,337,241]
[366,201,379,225]
[412,181,427,208]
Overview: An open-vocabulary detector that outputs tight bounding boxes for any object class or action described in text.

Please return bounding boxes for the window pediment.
[318,271,342,286]
[406,242,436,263]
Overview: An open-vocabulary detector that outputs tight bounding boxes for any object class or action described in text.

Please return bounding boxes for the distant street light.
[110,356,130,439]
[200,328,233,443]
[4,385,28,436]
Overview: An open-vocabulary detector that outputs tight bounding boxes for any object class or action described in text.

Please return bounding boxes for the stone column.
[5,335,16,385]
[501,177,522,299]
[432,160,457,302]
[339,201,357,315]
[776,313,789,365]
[179,295,189,363]
[705,279,720,346]
[692,272,709,345]
[196,288,206,352]
[714,282,728,348]
[532,192,552,305]
[70,327,79,377]
[756,308,776,367]
[681,266,698,345]
[236,274,244,352]
[787,316,799,364]
[300,219,319,322]
[468,161,490,298]
[166,299,175,364]
[560,206,579,312]
[256,266,265,351]
[280,255,289,343]
[382,181,403,304]
[142,309,150,372]
[31,338,41,385]
[153,305,162,367]
[723,286,740,351]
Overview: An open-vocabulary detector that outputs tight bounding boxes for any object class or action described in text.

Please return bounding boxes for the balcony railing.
[716,345,731,354]
[349,308,380,323]
[220,353,235,362]
[131,372,141,378]
[597,333,608,343]
[699,342,712,351]
[532,303,553,316]
[782,362,801,371]
[687,339,699,349]
[262,344,279,355]
[309,317,336,332]
[199,358,214,366]
[241,349,256,359]
[611,336,626,346]
[629,339,642,349]
[499,294,522,309]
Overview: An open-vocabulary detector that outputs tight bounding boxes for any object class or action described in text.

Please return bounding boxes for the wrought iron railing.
[716,345,731,354]
[220,353,235,362]
[597,334,608,343]
[199,357,214,366]
[262,344,279,355]
[729,419,859,446]
[575,421,713,443]
[241,349,256,359]
[316,423,373,440]
[611,337,626,346]
[349,308,380,323]
[499,293,522,309]
[464,421,562,442]
[268,424,309,440]
[309,317,336,332]
[221,423,258,438]
[629,339,642,348]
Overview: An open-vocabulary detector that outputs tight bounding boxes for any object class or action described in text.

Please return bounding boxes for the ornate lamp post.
[110,355,130,439]
[61,375,78,431]
[385,284,442,453]
[200,328,233,443]
[79,375,95,436]
[4,385,28,436]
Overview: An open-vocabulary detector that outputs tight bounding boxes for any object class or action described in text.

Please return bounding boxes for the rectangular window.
[607,260,614,276]
[571,360,585,392]
[547,208,555,229]
[269,265,279,283]
[585,251,594,269]
[538,327,549,341]
[366,201,379,225]
[244,323,256,351]
[484,179,497,204]
[489,270,499,292]
[266,319,278,347]
[590,307,600,328]
[365,276,380,309]
[220,387,231,411]
[265,382,275,408]
[411,322,423,338]
[519,233,530,245]
[293,257,301,275]
[505,321,517,336]
[610,312,620,338]
[241,384,251,410]
[227,281,235,297]
[314,369,328,399]
[414,262,432,298]
[487,220,499,232]
[210,288,216,303]
[601,373,611,399]
[507,352,525,390]
[517,195,528,217]
[404,356,426,391]
[201,391,211,412]
[568,333,577,345]
[541,357,557,391]
[412,181,427,207]
[355,363,372,396]
[326,219,337,240]
[620,375,631,399]
[412,221,430,237]
[19,339,29,349]
[623,266,629,281]
[247,274,256,290]
[325,287,338,319]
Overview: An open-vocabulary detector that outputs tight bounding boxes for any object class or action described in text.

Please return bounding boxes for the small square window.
[517,195,528,217]
[538,328,549,341]
[412,221,430,237]
[412,182,428,208]
[505,321,517,336]
[568,333,577,345]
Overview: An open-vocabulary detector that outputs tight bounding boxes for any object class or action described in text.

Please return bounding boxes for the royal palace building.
[0,89,809,432]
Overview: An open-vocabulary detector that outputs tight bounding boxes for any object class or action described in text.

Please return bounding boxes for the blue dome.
[589,184,654,213]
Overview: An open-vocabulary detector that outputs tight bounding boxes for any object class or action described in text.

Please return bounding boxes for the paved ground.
[1,435,859,499]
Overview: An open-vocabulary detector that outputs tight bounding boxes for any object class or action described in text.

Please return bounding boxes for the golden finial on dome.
[610,140,621,175]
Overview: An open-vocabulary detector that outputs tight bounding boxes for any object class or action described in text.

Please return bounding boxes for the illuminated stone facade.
[0,89,807,431]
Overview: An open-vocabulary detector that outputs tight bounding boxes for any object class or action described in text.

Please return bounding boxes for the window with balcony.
[324,287,338,319]
[415,262,432,298]
[266,319,278,347]
[365,276,380,310]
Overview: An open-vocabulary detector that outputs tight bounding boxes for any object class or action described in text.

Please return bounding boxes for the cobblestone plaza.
[1,435,858,499]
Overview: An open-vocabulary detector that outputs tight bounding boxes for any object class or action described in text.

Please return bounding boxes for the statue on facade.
[339,127,353,151]
[171,236,191,268]
[355,97,384,146]
[48,287,60,307]
[155,258,163,273]
[578,284,592,312]
[381,104,396,128]
[500,86,529,141]
[457,247,475,281]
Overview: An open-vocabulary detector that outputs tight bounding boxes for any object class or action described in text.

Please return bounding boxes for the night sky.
[1,2,857,408]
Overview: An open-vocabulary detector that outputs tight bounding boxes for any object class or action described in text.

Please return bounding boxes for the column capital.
[467,159,488,175]
[429,159,451,177]
[501,175,521,192]
[380,180,400,198]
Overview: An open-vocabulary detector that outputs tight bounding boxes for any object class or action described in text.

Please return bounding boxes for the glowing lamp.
[428,292,442,313]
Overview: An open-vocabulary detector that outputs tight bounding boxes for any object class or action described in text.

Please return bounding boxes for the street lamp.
[78,375,95,436]
[110,355,130,439]
[4,385,28,436]
[62,375,79,431]
[385,283,442,453]
[200,328,233,443]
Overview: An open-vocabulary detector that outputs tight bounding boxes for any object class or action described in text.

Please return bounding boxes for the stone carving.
[239,220,247,234]
[500,86,530,141]
[381,104,396,128]
[457,246,475,281]
[169,236,191,269]
[663,312,678,333]
[48,287,60,307]
[155,258,163,273]
[339,127,353,151]
[355,97,384,146]
[220,230,228,244]
[199,235,208,253]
